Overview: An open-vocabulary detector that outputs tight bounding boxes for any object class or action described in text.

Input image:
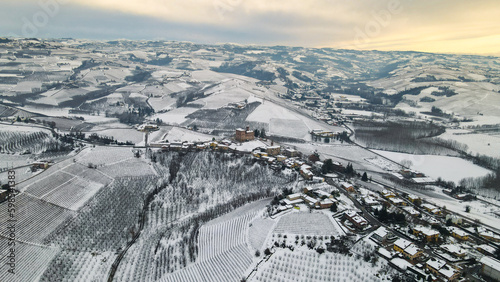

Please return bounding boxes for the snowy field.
[429,193,500,232]
[247,101,341,140]
[41,250,116,282]
[273,212,339,236]
[373,150,492,183]
[250,248,388,282]
[195,79,253,109]
[152,107,199,125]
[98,158,157,178]
[229,140,267,152]
[87,128,144,143]
[148,96,177,112]
[159,199,269,282]
[197,212,256,262]
[19,161,112,211]
[0,153,33,167]
[290,142,387,174]
[163,126,215,143]
[247,102,301,124]
[147,126,172,142]
[74,146,135,166]
[438,129,500,158]
[191,70,229,82]
[248,218,276,251]
[389,184,500,232]
[364,156,402,171]
[0,238,60,282]
[0,193,75,243]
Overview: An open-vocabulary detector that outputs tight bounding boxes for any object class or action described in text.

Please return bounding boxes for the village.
[2,120,498,281]
[128,124,500,281]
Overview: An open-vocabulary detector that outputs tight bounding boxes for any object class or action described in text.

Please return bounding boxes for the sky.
[1,0,499,55]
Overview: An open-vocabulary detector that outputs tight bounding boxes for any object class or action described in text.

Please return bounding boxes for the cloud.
[1,0,499,55]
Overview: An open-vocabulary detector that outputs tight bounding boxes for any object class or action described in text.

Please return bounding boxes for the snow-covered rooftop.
[414,225,439,236]
[394,238,412,250]
[480,256,500,270]
[373,226,388,238]
[426,258,446,270]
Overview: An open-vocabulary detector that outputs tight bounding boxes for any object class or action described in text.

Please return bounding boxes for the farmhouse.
[362,196,379,206]
[426,258,461,281]
[319,198,334,209]
[381,189,396,198]
[331,161,344,171]
[276,155,287,162]
[412,177,435,184]
[284,148,298,157]
[401,206,420,217]
[340,182,355,192]
[265,145,281,156]
[303,195,319,207]
[218,144,229,151]
[413,225,440,242]
[449,227,468,241]
[283,198,303,206]
[235,127,255,142]
[393,238,423,260]
[389,197,406,206]
[371,226,388,243]
[455,194,474,201]
[300,165,314,180]
[391,172,405,180]
[407,194,421,203]
[287,193,302,201]
[137,124,159,132]
[479,230,500,243]
[32,161,51,169]
[311,176,325,183]
[344,210,368,229]
[440,244,466,258]
[421,204,441,215]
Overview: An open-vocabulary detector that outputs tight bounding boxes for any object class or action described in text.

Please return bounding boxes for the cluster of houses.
[372,226,464,281]
[148,126,349,185]
[343,210,368,230]
[150,140,227,152]
[147,125,500,281]
[391,169,436,185]
[279,187,337,212]
[362,187,500,281]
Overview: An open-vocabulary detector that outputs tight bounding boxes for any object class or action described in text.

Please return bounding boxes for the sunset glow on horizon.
[1,0,499,55]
